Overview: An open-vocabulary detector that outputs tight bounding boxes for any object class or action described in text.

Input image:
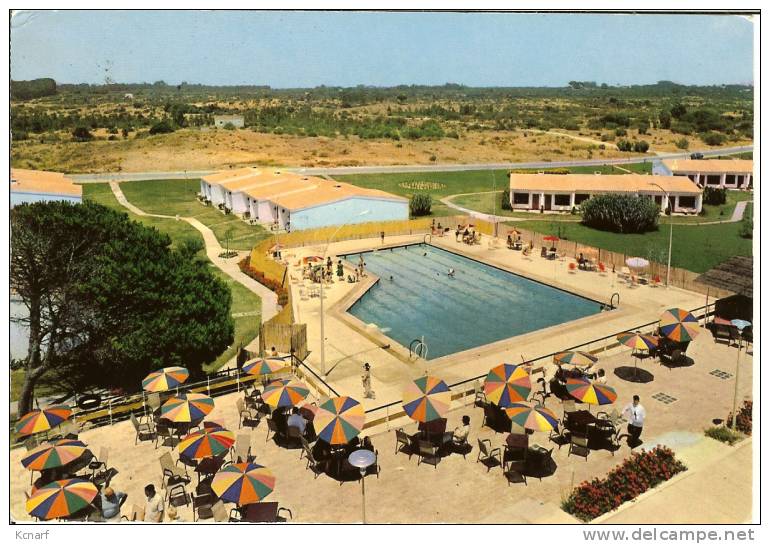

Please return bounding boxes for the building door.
[544,194,552,211]
[531,193,540,210]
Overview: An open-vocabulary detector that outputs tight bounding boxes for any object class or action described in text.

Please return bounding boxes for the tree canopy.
[11,201,234,413]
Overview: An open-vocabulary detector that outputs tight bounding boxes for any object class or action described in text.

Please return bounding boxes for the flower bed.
[728,399,753,435]
[562,446,687,522]
[239,256,289,306]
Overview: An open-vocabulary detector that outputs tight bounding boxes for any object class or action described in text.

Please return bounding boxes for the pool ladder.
[409,336,428,360]
[606,292,620,310]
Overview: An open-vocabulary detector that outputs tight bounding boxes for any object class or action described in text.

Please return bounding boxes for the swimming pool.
[344,244,603,359]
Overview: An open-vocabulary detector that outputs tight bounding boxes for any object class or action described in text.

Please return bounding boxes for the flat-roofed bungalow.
[656,159,753,190]
[509,173,703,214]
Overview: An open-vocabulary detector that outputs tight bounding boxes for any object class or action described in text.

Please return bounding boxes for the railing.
[359,302,717,430]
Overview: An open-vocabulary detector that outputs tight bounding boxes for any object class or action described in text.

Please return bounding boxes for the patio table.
[239,502,279,523]
[195,456,225,484]
[506,433,529,450]
[564,410,599,436]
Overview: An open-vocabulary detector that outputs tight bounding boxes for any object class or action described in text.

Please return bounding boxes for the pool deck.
[10,334,753,523]
[289,234,710,412]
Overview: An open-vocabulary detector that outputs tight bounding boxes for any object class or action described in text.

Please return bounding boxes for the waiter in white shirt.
[622,395,646,447]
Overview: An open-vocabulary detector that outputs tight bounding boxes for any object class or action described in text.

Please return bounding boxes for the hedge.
[581,193,660,233]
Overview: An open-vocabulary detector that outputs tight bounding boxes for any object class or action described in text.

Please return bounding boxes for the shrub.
[633,140,650,153]
[501,189,512,211]
[149,119,176,134]
[739,207,753,239]
[705,426,743,446]
[238,257,288,306]
[615,128,627,137]
[675,137,690,150]
[701,131,727,146]
[735,400,753,435]
[581,193,660,233]
[616,139,633,152]
[562,446,686,522]
[72,126,94,142]
[223,122,236,130]
[703,186,727,206]
[409,193,432,216]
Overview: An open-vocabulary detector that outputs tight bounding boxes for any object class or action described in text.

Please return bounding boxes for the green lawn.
[118,179,272,251]
[82,183,262,371]
[450,191,581,221]
[514,219,752,273]
[337,162,652,218]
[667,191,753,224]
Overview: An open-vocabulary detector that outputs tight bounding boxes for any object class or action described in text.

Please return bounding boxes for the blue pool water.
[344,244,603,359]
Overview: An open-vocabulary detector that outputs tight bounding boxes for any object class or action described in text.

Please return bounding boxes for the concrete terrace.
[10,331,753,523]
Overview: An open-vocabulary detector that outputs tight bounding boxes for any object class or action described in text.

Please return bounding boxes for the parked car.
[690,152,704,160]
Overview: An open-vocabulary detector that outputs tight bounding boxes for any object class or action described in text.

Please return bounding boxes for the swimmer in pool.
[447,268,455,277]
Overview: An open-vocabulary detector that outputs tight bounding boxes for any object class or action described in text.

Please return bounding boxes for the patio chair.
[155,424,180,450]
[711,323,736,346]
[232,434,254,463]
[503,458,527,486]
[533,447,555,481]
[473,380,488,407]
[562,399,577,414]
[549,423,571,449]
[147,392,161,415]
[192,492,215,522]
[130,413,155,445]
[159,452,190,496]
[265,417,282,443]
[417,440,440,469]
[304,448,325,478]
[568,262,577,273]
[168,483,190,508]
[286,425,304,449]
[58,419,81,439]
[88,446,109,479]
[394,428,414,459]
[568,435,590,461]
[121,504,145,522]
[236,398,260,429]
[476,438,502,472]
[540,246,548,258]
[24,436,40,452]
[211,500,231,522]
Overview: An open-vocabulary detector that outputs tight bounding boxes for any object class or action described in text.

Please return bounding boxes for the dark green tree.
[72,126,94,142]
[409,193,432,216]
[11,201,234,414]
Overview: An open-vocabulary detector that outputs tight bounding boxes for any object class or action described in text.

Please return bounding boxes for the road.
[69,146,752,182]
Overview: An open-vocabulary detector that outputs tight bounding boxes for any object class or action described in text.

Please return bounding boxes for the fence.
[477,219,735,298]
[259,322,308,361]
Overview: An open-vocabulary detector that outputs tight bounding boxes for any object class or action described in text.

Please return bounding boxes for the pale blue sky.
[10,11,754,87]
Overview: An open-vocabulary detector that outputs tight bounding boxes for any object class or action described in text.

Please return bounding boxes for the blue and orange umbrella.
[22,439,89,472]
[26,478,98,520]
[659,308,701,342]
[314,396,365,445]
[242,358,287,376]
[566,378,617,406]
[484,363,531,407]
[178,427,235,459]
[402,375,452,423]
[142,366,190,392]
[160,393,215,423]
[504,402,559,432]
[262,379,310,408]
[15,406,72,436]
[211,463,276,505]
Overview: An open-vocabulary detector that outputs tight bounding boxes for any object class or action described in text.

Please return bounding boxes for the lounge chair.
[568,435,590,460]
[130,413,155,445]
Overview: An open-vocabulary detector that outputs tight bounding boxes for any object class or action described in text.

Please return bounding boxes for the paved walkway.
[109,181,279,327]
[732,199,751,222]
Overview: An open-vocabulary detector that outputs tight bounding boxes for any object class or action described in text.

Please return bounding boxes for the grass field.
[82,183,262,372]
[514,219,752,273]
[118,179,272,251]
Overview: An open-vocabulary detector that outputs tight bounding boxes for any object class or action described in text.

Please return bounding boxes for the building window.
[705,175,721,185]
[748,176,753,186]
[725,175,737,185]
[554,194,571,207]
[574,193,590,205]
[678,196,696,208]
[512,192,529,205]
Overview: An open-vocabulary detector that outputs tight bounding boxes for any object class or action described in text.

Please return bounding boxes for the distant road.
[70,145,752,182]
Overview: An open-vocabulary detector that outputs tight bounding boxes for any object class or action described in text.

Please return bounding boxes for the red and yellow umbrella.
[262,379,310,408]
[566,378,617,405]
[553,351,597,368]
[178,427,235,459]
[242,357,287,376]
[314,396,365,445]
[142,366,190,392]
[659,308,701,342]
[484,363,531,407]
[211,463,276,505]
[616,332,659,351]
[402,375,452,423]
[160,393,215,423]
[504,402,559,432]
[303,255,323,264]
[15,406,72,436]
[543,235,560,242]
[22,439,88,472]
[26,478,98,520]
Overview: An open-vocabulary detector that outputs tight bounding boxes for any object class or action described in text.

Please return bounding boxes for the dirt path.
[109,181,279,325]
[530,128,620,150]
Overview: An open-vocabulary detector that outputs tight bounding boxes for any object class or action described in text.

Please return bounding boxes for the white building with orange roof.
[10,168,82,207]
[655,159,753,190]
[509,172,703,214]
[200,168,408,231]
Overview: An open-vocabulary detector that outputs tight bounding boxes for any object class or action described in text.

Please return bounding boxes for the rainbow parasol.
[314,396,365,445]
[401,375,452,423]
